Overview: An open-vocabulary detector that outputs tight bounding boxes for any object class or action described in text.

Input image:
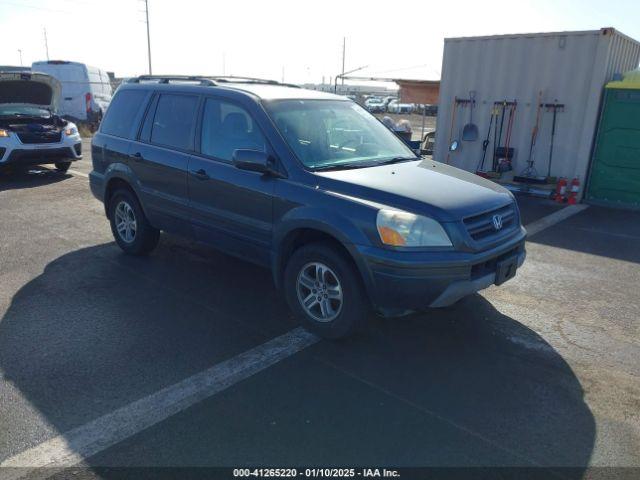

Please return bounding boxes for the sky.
[1,0,640,85]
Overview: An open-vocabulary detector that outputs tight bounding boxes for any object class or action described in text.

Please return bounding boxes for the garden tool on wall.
[476,105,498,176]
[462,90,479,141]
[544,101,565,182]
[514,91,548,184]
[496,100,517,173]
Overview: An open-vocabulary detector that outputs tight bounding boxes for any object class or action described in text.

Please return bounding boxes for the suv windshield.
[0,105,50,117]
[265,99,417,170]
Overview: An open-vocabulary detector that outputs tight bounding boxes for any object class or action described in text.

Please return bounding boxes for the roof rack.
[214,76,302,88]
[126,74,301,89]
[213,76,277,84]
[127,75,218,86]
[214,76,301,88]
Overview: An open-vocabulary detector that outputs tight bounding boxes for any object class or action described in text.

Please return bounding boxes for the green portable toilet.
[587,69,640,208]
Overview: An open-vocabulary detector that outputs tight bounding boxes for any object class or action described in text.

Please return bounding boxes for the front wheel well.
[277,228,362,289]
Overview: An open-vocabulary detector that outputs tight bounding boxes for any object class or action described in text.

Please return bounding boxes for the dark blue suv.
[90,76,526,338]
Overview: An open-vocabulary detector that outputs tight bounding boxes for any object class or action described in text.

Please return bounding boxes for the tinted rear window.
[100,89,148,139]
[150,94,198,150]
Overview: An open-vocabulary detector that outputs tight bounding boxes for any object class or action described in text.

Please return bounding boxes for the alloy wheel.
[114,201,137,244]
[296,262,343,322]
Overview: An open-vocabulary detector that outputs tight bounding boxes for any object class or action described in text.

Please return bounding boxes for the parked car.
[387,99,415,114]
[416,103,438,116]
[0,71,82,173]
[382,96,397,109]
[365,97,386,113]
[90,76,526,339]
[31,60,112,124]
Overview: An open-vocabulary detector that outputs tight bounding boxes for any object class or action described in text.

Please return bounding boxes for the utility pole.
[341,37,346,85]
[43,28,49,60]
[144,0,152,74]
[18,49,23,66]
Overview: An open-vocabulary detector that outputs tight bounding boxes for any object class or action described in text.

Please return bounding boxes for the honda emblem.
[492,214,503,231]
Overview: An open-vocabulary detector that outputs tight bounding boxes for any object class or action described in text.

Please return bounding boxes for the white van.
[31,60,112,124]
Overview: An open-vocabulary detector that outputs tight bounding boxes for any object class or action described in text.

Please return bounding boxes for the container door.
[587,89,640,208]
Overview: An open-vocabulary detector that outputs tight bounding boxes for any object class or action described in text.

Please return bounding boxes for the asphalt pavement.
[0,140,638,478]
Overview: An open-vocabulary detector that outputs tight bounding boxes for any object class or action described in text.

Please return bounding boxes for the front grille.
[17,131,62,144]
[463,203,516,242]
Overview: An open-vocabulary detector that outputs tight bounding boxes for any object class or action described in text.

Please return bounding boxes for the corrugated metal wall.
[434,28,640,188]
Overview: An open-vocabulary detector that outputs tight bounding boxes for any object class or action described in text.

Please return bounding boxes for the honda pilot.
[90,76,526,338]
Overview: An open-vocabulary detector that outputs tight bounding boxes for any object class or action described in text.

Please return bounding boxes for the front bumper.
[356,226,527,315]
[0,135,82,166]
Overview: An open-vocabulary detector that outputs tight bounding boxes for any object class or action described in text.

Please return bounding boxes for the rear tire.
[55,161,71,173]
[108,188,160,255]
[284,242,368,339]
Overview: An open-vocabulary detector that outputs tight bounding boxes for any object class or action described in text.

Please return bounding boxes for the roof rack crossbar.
[128,75,217,86]
[213,76,278,85]
[212,76,301,88]
[126,74,301,88]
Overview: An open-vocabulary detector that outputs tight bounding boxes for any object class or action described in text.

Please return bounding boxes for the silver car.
[0,71,82,173]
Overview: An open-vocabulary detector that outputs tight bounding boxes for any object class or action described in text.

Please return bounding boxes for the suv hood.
[315,159,513,222]
[0,71,61,111]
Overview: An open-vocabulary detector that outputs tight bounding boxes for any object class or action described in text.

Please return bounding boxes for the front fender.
[271,206,376,297]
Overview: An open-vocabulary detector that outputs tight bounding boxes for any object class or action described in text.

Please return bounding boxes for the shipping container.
[434,28,640,196]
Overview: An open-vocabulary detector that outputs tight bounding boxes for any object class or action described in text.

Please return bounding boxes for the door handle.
[129,152,143,162]
[191,168,210,180]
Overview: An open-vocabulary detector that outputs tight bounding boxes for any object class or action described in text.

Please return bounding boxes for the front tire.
[284,242,368,339]
[108,188,160,255]
[55,161,71,172]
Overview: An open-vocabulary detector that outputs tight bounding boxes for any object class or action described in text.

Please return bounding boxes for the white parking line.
[67,169,88,178]
[0,203,589,474]
[0,328,319,476]
[525,204,589,236]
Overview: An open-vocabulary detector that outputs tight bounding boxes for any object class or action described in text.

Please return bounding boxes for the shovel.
[462,91,479,141]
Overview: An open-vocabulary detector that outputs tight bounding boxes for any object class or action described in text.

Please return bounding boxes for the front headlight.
[0,129,10,137]
[65,125,78,136]
[376,209,452,247]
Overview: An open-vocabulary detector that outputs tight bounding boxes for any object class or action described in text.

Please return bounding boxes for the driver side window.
[200,98,266,161]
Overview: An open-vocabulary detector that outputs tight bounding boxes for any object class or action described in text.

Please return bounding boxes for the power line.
[368,63,438,76]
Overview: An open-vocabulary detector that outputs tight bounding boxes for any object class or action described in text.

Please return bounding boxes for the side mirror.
[232,149,280,176]
[449,140,460,152]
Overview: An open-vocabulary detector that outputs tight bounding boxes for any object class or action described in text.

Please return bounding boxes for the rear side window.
[150,94,198,150]
[100,89,148,139]
[200,98,266,161]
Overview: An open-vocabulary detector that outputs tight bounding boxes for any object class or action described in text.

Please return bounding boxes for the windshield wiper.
[375,156,420,166]
[311,161,379,171]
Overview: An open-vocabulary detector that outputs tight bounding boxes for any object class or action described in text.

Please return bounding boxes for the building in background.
[435,27,640,201]
[395,79,440,105]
